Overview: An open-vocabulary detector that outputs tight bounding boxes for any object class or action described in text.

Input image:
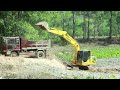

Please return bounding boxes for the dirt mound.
[0,55,66,69]
[0,55,66,79]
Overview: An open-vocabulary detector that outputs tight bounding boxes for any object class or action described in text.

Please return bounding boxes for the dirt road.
[0,55,120,79]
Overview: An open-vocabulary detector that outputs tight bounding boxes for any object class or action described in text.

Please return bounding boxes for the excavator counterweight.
[36,21,96,68]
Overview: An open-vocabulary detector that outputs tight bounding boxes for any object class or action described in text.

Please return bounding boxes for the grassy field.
[55,43,120,62]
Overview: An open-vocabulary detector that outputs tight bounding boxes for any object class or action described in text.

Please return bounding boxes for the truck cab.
[0,36,21,56]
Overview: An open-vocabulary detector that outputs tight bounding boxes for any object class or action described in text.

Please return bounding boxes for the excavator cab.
[76,50,96,66]
[77,51,90,62]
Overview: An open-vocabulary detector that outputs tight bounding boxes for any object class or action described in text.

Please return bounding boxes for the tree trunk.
[83,13,86,40]
[3,18,7,36]
[109,11,112,40]
[62,18,66,45]
[0,12,7,36]
[60,12,67,45]
[72,11,75,38]
[0,25,5,36]
[117,23,120,39]
[87,12,90,40]
[94,20,96,39]
[94,23,96,39]
[83,12,86,40]
[62,18,65,31]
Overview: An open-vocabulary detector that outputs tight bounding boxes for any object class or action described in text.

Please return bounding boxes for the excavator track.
[63,61,89,70]
[63,61,120,74]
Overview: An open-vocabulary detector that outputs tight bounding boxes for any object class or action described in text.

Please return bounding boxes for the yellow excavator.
[36,21,96,69]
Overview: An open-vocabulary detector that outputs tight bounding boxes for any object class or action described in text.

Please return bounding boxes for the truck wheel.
[11,51,19,57]
[37,51,45,59]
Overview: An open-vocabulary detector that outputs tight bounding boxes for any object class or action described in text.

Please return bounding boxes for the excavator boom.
[36,21,96,66]
[48,28,80,51]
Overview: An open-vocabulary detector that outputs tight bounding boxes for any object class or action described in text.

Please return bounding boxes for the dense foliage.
[0,11,120,43]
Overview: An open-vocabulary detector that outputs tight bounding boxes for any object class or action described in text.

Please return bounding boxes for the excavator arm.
[48,28,80,51]
[48,28,80,64]
[36,21,96,66]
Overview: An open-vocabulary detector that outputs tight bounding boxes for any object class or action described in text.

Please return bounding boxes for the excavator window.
[77,51,90,62]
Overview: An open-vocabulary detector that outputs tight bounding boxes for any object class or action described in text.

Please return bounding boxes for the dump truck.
[36,21,96,69]
[0,36,51,58]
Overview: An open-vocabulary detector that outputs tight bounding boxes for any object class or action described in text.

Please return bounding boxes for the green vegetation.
[110,75,116,79]
[0,11,120,43]
[90,45,120,59]
[56,44,120,62]
[56,51,74,62]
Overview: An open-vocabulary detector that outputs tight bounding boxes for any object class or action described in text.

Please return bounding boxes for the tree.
[72,11,75,38]
[87,11,90,40]
[109,11,113,40]
[116,12,120,38]
[80,11,87,40]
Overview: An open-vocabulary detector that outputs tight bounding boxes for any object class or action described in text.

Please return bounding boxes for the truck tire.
[37,51,45,59]
[11,51,19,57]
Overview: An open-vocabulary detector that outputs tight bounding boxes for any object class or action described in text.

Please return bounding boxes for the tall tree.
[80,11,87,40]
[87,11,90,40]
[116,12,120,38]
[72,11,75,38]
[83,12,87,40]
[109,11,113,40]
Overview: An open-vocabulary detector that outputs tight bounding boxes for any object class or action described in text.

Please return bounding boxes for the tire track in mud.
[62,61,120,74]
[88,66,120,74]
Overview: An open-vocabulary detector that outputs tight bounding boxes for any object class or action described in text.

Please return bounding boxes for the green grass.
[55,44,120,61]
[56,51,74,62]
[88,45,120,59]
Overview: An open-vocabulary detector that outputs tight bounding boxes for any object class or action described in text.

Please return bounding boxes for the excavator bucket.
[35,21,50,31]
